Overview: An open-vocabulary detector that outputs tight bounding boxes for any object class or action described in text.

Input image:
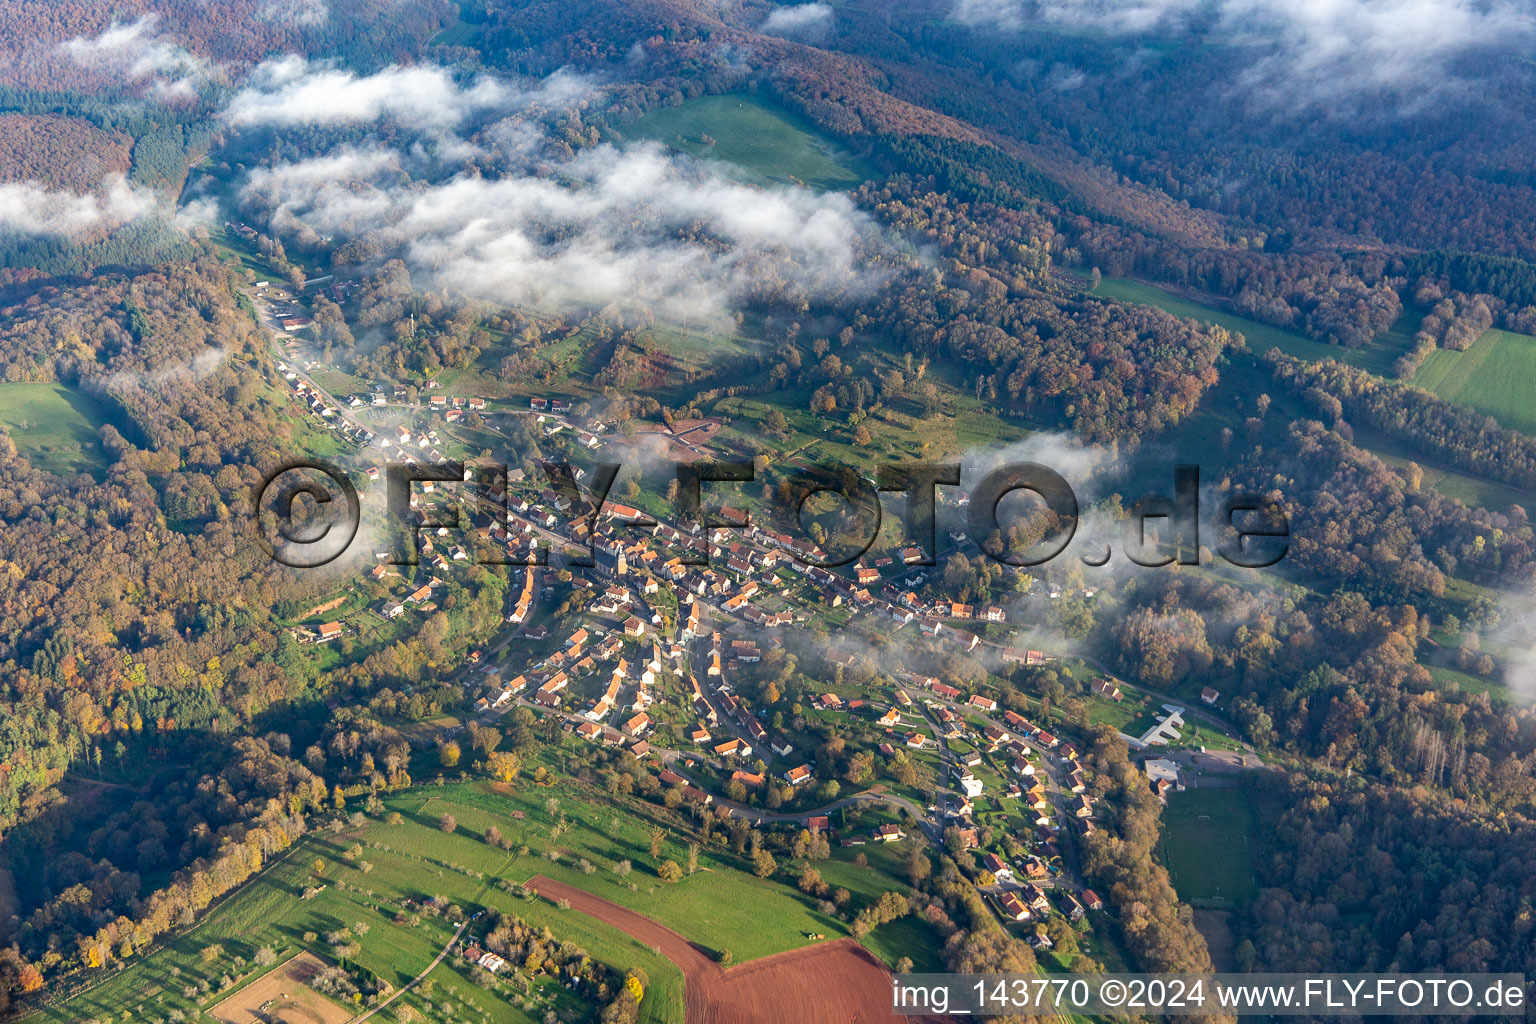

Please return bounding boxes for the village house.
[1092,678,1124,701]
[783,764,814,786]
[998,892,1031,921]
[981,852,1015,884]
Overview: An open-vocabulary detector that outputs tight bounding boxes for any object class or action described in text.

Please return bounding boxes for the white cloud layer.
[953,0,1536,101]
[239,141,889,327]
[257,0,330,27]
[761,3,834,37]
[59,15,212,99]
[0,176,154,237]
[223,62,888,327]
[222,57,592,130]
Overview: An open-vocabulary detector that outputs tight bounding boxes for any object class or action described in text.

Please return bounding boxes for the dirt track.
[208,951,350,1024]
[525,875,929,1024]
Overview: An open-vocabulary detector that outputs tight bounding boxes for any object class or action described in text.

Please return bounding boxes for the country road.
[346,918,468,1023]
[245,286,377,438]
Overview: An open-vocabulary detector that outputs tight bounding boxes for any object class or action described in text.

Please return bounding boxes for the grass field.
[1091,277,1536,512]
[19,786,683,1024]
[1425,664,1509,699]
[1094,275,1536,439]
[1411,328,1536,435]
[22,778,929,1024]
[1350,423,1533,513]
[713,331,1032,472]
[1084,696,1142,732]
[0,382,107,475]
[427,17,483,47]
[406,791,844,964]
[617,94,869,191]
[1091,277,1411,375]
[1159,785,1258,908]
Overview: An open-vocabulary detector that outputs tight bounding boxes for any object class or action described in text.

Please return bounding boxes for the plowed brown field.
[526,875,932,1023]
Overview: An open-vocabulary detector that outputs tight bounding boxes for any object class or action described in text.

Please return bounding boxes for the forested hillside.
[0,0,1534,1017]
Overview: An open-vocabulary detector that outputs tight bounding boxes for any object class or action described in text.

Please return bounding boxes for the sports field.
[1411,328,1536,435]
[1159,785,1258,907]
[618,94,869,190]
[0,382,107,475]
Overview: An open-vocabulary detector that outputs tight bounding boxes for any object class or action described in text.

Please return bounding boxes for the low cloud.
[1488,594,1536,703]
[955,431,1125,576]
[221,56,592,131]
[952,0,1536,105]
[961,430,1107,494]
[102,346,229,391]
[257,0,330,27]
[59,15,213,99]
[175,196,222,231]
[240,140,893,328]
[760,3,834,37]
[0,175,154,237]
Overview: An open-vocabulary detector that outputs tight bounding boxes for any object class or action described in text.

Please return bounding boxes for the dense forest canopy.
[0,0,1533,1016]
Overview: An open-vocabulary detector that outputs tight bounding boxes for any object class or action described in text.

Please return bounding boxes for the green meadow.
[1092,277,1535,512]
[1350,423,1534,514]
[21,779,931,1024]
[618,93,870,191]
[0,382,108,475]
[1412,328,1536,435]
[1091,276,1411,375]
